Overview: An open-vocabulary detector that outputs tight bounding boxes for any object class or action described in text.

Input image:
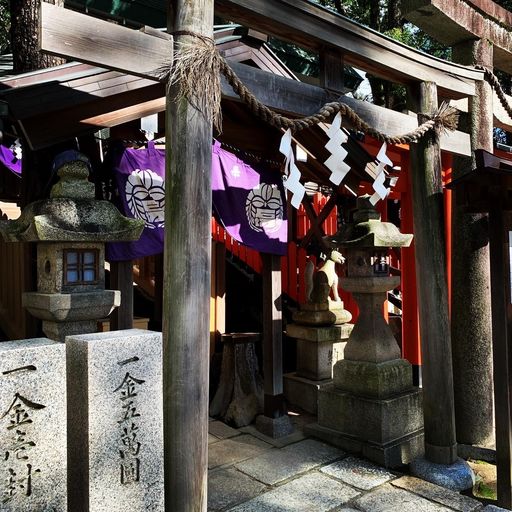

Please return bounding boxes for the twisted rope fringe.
[160,32,459,142]
[476,65,512,122]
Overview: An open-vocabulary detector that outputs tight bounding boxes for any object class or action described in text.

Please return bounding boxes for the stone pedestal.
[309,197,424,469]
[0,338,67,511]
[284,303,352,414]
[66,329,164,512]
[310,279,424,468]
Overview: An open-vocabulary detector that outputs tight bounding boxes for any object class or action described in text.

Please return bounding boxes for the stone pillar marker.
[307,197,424,468]
[0,338,67,511]
[66,329,164,512]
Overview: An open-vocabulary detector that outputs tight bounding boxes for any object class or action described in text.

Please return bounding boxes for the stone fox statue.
[307,250,345,303]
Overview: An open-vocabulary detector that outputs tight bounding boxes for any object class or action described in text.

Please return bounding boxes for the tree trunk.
[10,0,65,73]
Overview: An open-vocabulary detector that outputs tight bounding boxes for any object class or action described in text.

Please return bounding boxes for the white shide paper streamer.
[279,129,306,209]
[370,142,393,206]
[324,112,351,186]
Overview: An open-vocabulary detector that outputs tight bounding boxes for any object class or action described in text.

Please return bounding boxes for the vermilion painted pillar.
[400,152,422,383]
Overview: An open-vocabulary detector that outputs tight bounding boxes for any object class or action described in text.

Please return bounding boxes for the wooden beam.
[2,58,470,156]
[163,1,213,510]
[408,81,457,465]
[226,63,472,157]
[40,2,173,79]
[32,11,473,158]
[215,0,483,99]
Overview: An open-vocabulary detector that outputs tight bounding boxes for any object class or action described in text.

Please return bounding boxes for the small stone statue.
[308,250,345,303]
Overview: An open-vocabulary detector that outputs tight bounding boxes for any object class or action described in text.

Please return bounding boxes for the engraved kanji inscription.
[114,364,145,485]
[1,394,45,504]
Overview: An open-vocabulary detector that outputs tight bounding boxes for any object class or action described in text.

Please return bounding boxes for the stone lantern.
[308,196,424,468]
[0,151,143,341]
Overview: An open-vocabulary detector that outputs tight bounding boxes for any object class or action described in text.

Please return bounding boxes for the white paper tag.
[324,113,351,187]
[279,129,305,209]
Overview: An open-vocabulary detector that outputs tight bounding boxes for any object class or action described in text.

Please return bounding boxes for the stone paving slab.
[235,438,345,485]
[484,506,511,511]
[354,483,455,512]
[321,455,396,490]
[209,420,241,440]
[227,472,360,512]
[208,467,268,511]
[391,476,482,512]
[208,434,273,469]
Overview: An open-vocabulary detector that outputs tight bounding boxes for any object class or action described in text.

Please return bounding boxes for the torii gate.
[37,0,488,508]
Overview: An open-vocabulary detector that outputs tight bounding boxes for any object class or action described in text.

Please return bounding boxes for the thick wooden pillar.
[109,260,134,330]
[408,82,457,465]
[450,39,494,447]
[163,1,213,510]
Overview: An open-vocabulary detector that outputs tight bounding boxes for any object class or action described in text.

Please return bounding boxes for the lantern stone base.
[310,382,424,468]
[333,359,414,399]
[23,290,120,342]
[305,422,424,469]
[42,319,99,342]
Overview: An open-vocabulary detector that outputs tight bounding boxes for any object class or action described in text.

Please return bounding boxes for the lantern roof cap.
[326,196,413,249]
[0,153,144,242]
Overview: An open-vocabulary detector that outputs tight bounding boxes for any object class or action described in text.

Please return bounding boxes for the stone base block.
[333,358,413,398]
[409,457,475,491]
[287,323,352,343]
[43,319,98,342]
[305,422,424,468]
[297,340,347,380]
[284,373,333,414]
[255,414,294,439]
[318,384,423,445]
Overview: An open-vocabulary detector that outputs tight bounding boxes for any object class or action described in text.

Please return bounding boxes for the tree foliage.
[0,0,9,53]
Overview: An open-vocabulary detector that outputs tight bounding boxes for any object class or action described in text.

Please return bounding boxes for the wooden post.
[109,260,134,330]
[408,82,457,465]
[261,253,286,417]
[149,253,163,331]
[488,206,512,509]
[319,47,344,94]
[163,1,213,510]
